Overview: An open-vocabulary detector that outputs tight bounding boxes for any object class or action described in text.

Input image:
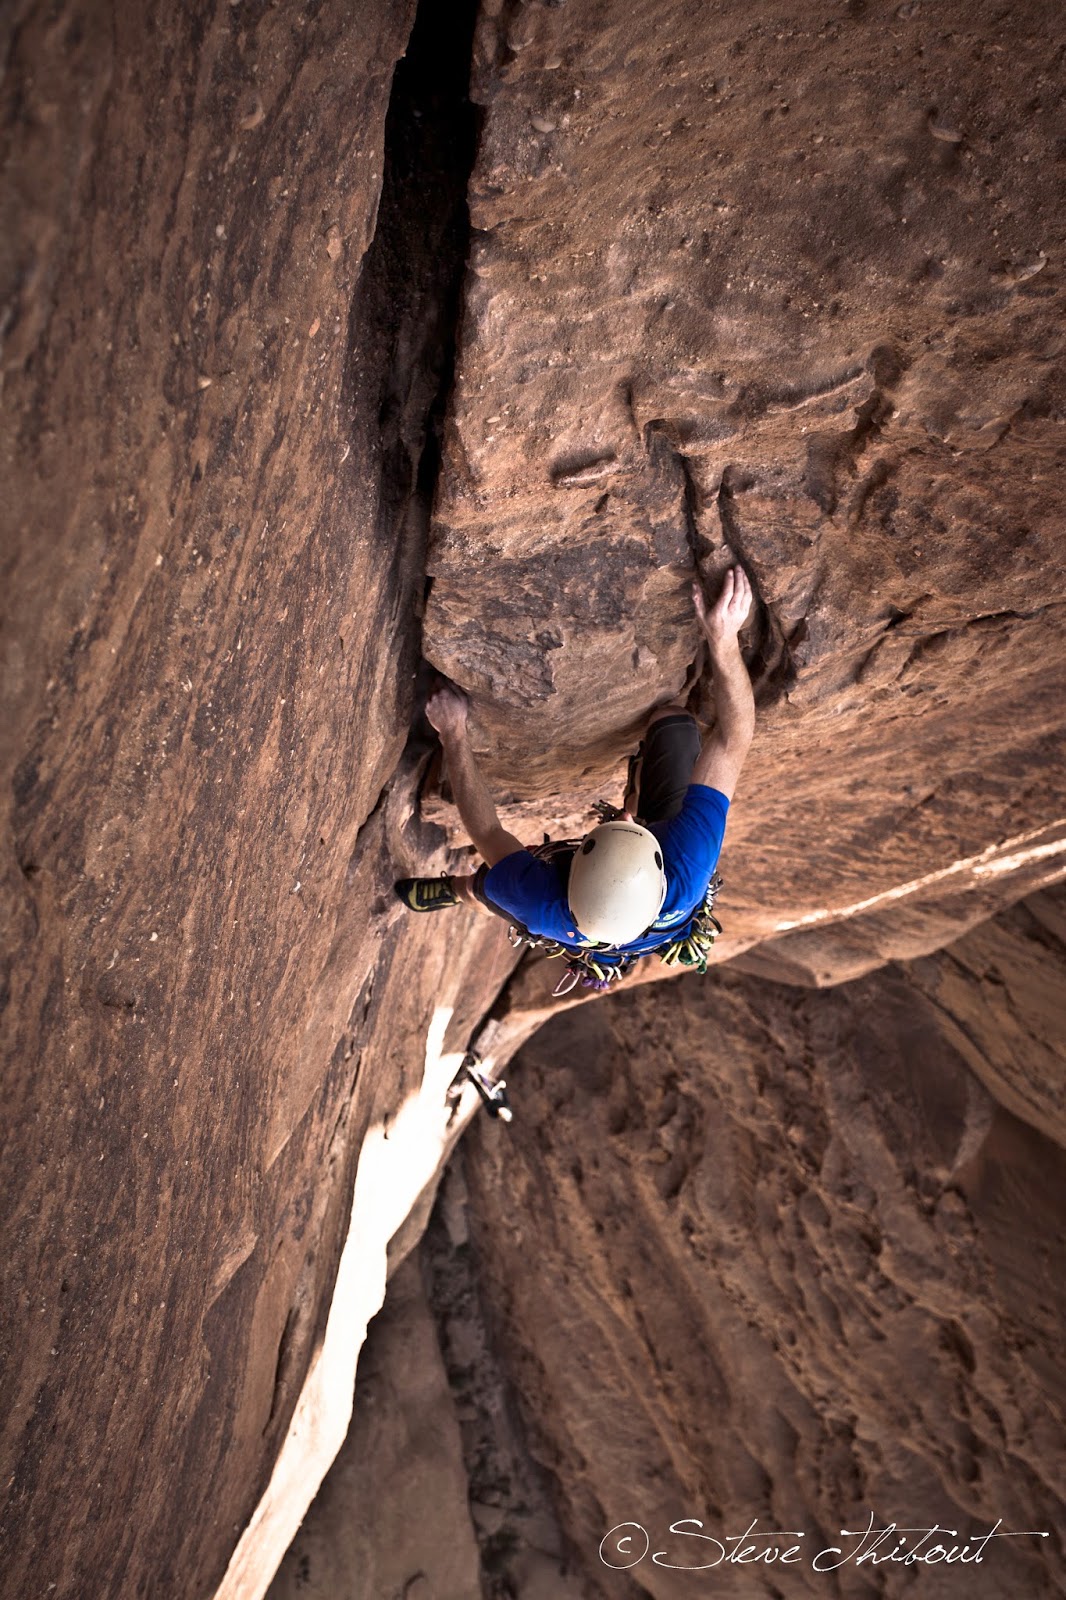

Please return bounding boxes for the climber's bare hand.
[426,684,469,740]
[694,564,752,648]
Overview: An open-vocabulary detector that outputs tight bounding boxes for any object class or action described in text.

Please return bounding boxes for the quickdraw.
[657,873,723,973]
[505,926,637,998]
[461,1054,513,1122]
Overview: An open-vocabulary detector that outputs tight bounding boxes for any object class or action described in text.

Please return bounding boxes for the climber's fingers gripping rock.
[694,564,752,648]
[425,684,469,739]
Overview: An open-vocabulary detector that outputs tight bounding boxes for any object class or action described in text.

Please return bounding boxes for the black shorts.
[636,712,701,823]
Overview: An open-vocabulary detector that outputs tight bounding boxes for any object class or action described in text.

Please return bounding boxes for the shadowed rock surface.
[269,1254,483,1600]
[1,2,509,1595]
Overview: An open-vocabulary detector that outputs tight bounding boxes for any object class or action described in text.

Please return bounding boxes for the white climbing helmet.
[567,820,667,945]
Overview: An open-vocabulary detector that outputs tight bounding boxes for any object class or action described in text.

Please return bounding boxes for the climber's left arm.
[427,687,525,867]
[691,566,755,801]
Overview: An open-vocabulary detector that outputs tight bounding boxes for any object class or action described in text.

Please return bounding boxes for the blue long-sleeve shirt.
[482,784,729,958]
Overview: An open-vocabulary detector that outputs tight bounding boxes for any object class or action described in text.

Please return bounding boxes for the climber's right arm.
[427,687,525,867]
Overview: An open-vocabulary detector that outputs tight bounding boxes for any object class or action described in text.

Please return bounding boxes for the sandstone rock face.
[270,1182,590,1600]
[905,887,1066,1149]
[5,0,1066,1595]
[457,886,1066,1598]
[424,0,1066,980]
[269,1255,482,1600]
[1,2,514,1595]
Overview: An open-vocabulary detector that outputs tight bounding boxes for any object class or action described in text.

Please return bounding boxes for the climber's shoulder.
[482,844,581,943]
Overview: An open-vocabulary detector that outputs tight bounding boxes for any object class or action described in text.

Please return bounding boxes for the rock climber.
[396,566,755,979]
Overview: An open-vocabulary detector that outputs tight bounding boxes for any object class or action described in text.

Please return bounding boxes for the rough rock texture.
[270,1177,590,1600]
[905,888,1066,1148]
[268,1164,590,1600]
[269,1254,482,1600]
[5,0,1066,1596]
[455,884,1066,1599]
[1,2,514,1595]
[424,0,1066,982]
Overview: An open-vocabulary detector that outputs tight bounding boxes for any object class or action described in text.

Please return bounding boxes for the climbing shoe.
[394,875,460,913]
